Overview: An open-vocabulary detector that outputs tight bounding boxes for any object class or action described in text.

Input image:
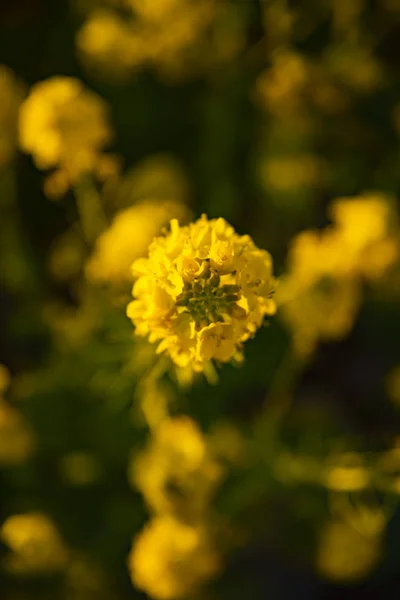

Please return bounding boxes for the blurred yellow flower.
[259,154,323,193]
[0,364,35,466]
[256,50,350,119]
[330,192,399,280]
[279,229,362,355]
[76,9,147,81]
[316,520,383,582]
[130,416,223,519]
[255,51,310,117]
[128,0,189,23]
[326,44,383,92]
[127,215,276,373]
[19,76,117,197]
[330,0,364,35]
[86,199,190,285]
[0,400,35,466]
[323,452,370,492]
[76,0,242,81]
[0,512,69,574]
[128,515,220,599]
[377,443,400,493]
[0,65,25,168]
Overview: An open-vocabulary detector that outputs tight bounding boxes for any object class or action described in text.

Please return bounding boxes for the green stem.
[73,175,108,246]
[254,342,310,454]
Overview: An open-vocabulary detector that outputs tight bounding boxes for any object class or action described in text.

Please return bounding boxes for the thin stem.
[73,175,108,246]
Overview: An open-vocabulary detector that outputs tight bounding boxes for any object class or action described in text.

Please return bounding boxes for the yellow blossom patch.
[128,515,220,599]
[0,513,68,574]
[19,76,117,197]
[130,416,223,519]
[86,198,190,285]
[127,215,276,374]
[278,228,362,356]
[330,192,399,280]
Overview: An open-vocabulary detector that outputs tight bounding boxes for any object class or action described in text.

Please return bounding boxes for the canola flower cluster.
[0,365,34,466]
[316,518,383,582]
[76,0,241,81]
[86,198,190,285]
[127,215,277,375]
[128,416,224,599]
[256,44,382,126]
[19,76,118,198]
[279,192,399,355]
[0,513,68,575]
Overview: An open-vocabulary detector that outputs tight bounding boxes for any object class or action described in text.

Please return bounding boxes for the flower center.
[175,261,241,329]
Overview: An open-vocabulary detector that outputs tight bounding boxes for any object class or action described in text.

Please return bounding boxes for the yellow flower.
[127,215,276,373]
[76,0,241,82]
[86,199,190,285]
[330,192,399,280]
[19,76,117,197]
[0,512,68,574]
[76,9,147,81]
[323,452,370,492]
[255,51,310,117]
[279,229,361,356]
[128,0,185,23]
[0,400,35,466]
[316,520,383,582]
[127,0,216,71]
[259,154,323,193]
[128,515,220,599]
[326,44,382,92]
[130,416,223,519]
[0,65,25,168]
[0,365,35,466]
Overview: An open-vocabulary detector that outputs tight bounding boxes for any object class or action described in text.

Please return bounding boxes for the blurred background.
[1,0,400,599]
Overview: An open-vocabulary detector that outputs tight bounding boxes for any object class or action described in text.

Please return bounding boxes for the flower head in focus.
[128,515,220,599]
[0,512,68,574]
[86,199,190,285]
[19,76,118,198]
[130,416,223,520]
[0,65,25,168]
[127,215,277,374]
